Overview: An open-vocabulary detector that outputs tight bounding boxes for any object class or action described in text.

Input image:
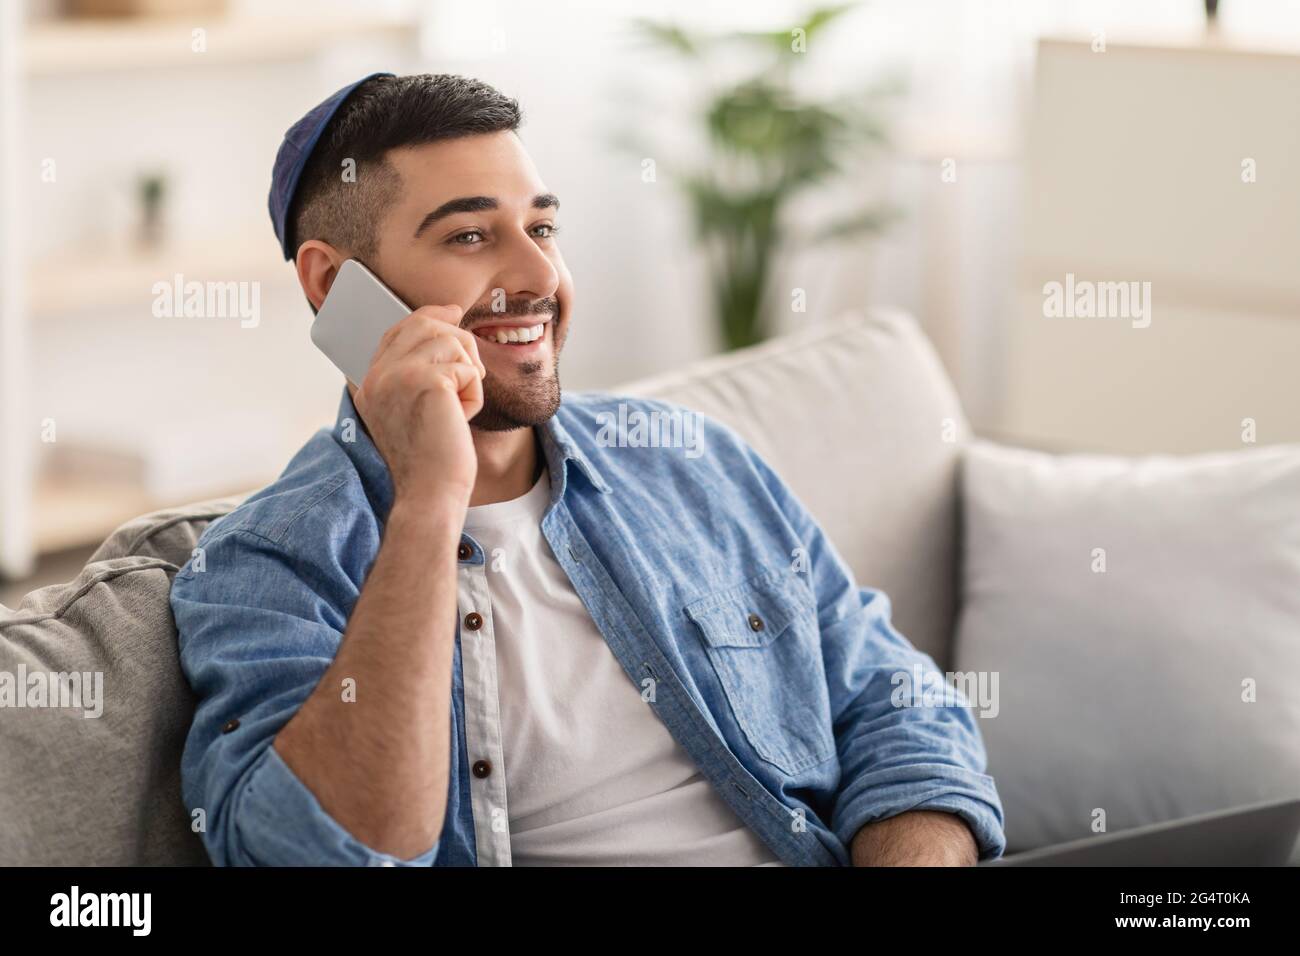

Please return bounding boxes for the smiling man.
[169,72,1005,867]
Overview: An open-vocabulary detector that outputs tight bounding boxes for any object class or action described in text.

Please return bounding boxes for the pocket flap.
[684,569,812,648]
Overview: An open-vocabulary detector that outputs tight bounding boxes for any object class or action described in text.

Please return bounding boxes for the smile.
[471,321,548,345]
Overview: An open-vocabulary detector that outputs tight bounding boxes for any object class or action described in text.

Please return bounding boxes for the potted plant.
[620,4,898,350]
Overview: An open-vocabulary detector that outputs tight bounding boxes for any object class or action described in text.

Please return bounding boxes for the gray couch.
[6,309,1291,865]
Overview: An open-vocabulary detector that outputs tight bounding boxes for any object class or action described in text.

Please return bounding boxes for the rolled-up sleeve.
[817,586,1006,861]
[744,446,1007,862]
[170,527,438,867]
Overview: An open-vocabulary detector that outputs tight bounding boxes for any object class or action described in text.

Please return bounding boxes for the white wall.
[14,0,1300,537]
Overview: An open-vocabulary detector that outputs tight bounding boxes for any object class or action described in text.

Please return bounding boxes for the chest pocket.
[685,568,836,775]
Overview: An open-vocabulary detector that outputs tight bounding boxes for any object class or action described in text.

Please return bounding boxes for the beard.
[471,360,562,432]
[469,307,567,432]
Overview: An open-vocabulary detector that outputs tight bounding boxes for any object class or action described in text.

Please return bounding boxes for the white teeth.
[481,323,545,344]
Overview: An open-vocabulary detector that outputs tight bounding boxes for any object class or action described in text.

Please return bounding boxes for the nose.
[490,226,560,304]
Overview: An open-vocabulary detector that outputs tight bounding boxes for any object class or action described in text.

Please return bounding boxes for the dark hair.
[288,73,522,265]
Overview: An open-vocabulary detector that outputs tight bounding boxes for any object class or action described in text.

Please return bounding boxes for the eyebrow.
[413,193,560,238]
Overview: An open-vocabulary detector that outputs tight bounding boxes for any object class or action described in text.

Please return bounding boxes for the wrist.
[386,494,468,543]
[851,810,979,867]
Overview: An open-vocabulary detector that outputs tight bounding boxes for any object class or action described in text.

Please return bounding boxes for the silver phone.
[309,258,412,386]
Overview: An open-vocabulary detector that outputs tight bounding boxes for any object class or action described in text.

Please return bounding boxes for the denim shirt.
[170,387,1005,866]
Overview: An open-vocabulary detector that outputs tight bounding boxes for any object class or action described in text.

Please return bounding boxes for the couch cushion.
[87,496,246,566]
[624,310,969,666]
[953,439,1300,856]
[0,497,241,865]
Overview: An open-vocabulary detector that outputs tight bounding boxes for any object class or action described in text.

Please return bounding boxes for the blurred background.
[2,0,1298,597]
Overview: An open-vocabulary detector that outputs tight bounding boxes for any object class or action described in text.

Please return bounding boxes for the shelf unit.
[0,1,30,578]
[24,15,415,75]
[0,10,417,579]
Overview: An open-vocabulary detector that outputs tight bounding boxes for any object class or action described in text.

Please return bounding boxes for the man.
[169,72,1005,867]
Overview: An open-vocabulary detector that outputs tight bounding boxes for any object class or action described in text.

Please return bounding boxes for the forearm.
[272,495,464,859]
[851,809,979,866]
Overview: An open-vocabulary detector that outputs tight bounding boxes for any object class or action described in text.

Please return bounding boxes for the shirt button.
[221,718,241,734]
[464,612,484,631]
[457,542,473,561]
[747,613,764,632]
[472,759,492,778]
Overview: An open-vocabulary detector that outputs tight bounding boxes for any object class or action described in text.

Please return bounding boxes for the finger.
[411,303,464,328]
[387,355,478,403]
[383,311,486,378]
[432,360,484,417]
[369,308,424,366]
[414,319,486,378]
[375,310,439,359]
[399,333,479,372]
[394,340,484,408]
[453,326,487,377]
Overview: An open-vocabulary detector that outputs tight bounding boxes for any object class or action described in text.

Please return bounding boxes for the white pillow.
[953,439,1300,857]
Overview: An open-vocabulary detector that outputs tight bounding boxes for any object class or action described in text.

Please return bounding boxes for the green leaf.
[810,203,901,243]
[622,1,900,351]
[628,18,701,57]
[732,3,860,56]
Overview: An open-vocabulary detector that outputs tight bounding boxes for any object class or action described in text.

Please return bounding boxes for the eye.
[448,229,484,245]
[531,223,561,240]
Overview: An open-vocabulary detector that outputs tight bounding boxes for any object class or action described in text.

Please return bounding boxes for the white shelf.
[29,232,294,317]
[32,473,264,555]
[1038,30,1300,61]
[24,14,416,75]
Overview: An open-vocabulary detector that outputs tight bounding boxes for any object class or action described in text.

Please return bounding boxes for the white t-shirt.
[460,466,785,866]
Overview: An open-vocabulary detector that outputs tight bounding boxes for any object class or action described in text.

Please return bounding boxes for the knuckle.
[416,304,462,322]
[456,328,482,354]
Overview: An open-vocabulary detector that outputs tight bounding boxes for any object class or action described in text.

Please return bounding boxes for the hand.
[352,305,487,509]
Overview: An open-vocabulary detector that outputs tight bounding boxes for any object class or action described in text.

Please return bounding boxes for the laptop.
[982,795,1300,866]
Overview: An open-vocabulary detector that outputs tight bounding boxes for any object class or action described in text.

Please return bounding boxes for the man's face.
[368,130,572,431]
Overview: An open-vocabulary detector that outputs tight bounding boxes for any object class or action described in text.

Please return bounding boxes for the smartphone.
[309,258,412,386]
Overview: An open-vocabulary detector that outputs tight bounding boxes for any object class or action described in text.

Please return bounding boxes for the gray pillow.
[953,439,1300,856]
[0,498,240,865]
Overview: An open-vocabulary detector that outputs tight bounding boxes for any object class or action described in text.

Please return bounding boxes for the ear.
[296,239,346,312]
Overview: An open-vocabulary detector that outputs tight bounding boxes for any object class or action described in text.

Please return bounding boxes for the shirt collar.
[332,386,610,520]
